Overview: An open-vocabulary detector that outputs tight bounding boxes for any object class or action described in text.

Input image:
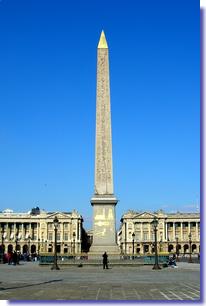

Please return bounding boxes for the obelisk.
[89,31,120,255]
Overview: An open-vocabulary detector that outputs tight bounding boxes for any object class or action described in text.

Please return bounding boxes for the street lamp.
[132,232,135,260]
[167,238,170,253]
[152,216,161,270]
[175,237,179,262]
[1,229,5,263]
[15,235,18,252]
[28,235,31,254]
[188,233,193,263]
[38,238,40,256]
[51,216,60,270]
[44,240,47,253]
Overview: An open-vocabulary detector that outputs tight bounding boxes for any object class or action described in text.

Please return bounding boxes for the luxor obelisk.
[89,31,120,255]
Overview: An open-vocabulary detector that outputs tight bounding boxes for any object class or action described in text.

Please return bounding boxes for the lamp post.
[38,238,40,256]
[175,237,179,262]
[27,235,31,255]
[132,232,135,260]
[188,233,193,263]
[152,216,161,270]
[167,238,170,253]
[51,216,60,270]
[44,240,47,253]
[1,229,4,263]
[15,235,18,252]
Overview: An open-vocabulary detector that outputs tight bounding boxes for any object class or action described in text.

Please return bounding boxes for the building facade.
[0,208,83,255]
[118,210,200,255]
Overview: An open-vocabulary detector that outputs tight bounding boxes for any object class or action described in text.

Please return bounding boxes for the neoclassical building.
[118,210,200,255]
[0,207,84,255]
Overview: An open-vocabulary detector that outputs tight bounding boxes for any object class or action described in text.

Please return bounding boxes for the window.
[64,223,69,230]
[64,233,68,241]
[48,233,53,241]
[143,223,148,229]
[143,232,148,241]
[57,233,60,241]
[135,232,141,241]
[128,223,133,229]
[48,223,53,230]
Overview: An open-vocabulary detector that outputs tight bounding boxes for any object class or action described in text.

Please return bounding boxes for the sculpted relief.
[93,207,115,239]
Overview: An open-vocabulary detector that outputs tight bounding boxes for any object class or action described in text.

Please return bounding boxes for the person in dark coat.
[13,251,17,265]
[102,252,108,269]
[8,252,12,265]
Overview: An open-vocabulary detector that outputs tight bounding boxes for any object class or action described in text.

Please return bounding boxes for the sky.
[0,0,200,229]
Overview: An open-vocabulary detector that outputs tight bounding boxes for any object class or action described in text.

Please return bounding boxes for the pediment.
[47,212,71,219]
[136,212,156,219]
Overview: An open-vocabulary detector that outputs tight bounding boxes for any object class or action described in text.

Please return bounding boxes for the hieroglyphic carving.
[93,206,115,240]
[95,46,113,195]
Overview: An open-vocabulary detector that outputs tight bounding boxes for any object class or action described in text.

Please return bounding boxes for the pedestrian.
[17,251,20,264]
[8,251,13,265]
[13,251,17,265]
[102,252,108,269]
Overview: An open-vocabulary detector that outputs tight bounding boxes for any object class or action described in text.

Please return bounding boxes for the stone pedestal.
[89,195,120,258]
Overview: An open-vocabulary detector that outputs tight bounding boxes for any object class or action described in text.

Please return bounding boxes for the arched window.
[8,244,13,253]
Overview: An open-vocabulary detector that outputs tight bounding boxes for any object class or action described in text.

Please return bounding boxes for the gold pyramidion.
[98,30,108,49]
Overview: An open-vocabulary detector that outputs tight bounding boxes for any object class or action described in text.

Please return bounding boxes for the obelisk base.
[88,195,120,259]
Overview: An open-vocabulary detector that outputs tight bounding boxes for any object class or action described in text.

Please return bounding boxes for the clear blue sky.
[0,0,200,229]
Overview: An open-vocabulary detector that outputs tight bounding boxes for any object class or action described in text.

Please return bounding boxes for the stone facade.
[118,210,200,255]
[0,208,83,255]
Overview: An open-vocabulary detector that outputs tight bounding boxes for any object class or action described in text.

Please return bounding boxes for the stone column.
[6,223,9,241]
[165,223,168,241]
[37,222,39,241]
[188,222,191,235]
[59,222,63,241]
[76,220,78,247]
[124,222,127,254]
[14,223,16,237]
[79,220,81,253]
[78,220,81,252]
[173,222,175,241]
[162,221,165,242]
[148,223,151,241]
[140,223,143,241]
[29,223,32,237]
[79,221,81,240]
[21,223,24,240]
[196,222,198,241]
[180,222,183,241]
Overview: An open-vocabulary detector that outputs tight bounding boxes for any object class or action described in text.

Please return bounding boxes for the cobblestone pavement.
[0,262,200,301]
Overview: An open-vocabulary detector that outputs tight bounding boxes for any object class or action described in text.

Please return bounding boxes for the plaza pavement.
[0,261,200,301]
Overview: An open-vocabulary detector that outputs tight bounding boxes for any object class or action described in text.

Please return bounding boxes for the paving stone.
[0,261,200,301]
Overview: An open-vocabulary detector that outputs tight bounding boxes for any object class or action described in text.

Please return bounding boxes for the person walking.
[8,251,13,265]
[102,252,109,269]
[13,251,17,265]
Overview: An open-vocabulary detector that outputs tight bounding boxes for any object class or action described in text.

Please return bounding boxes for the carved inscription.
[95,48,113,195]
[93,206,115,242]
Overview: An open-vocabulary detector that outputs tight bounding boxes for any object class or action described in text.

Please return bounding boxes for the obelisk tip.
[98,30,108,49]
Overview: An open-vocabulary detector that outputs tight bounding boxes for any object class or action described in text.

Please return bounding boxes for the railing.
[39,252,200,265]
